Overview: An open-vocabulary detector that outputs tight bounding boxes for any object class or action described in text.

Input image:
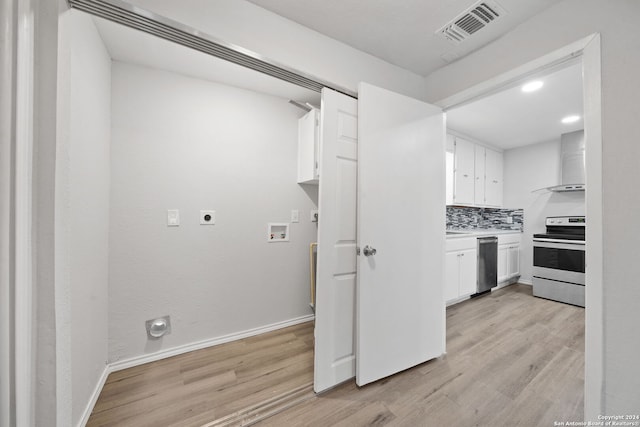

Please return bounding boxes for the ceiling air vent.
[437,0,506,44]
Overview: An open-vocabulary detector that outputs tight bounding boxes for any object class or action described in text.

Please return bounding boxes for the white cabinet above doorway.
[446,134,503,207]
[297,108,320,184]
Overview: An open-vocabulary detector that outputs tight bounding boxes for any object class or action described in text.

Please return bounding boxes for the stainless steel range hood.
[542,130,586,192]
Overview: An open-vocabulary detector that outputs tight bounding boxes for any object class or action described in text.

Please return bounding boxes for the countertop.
[446,229,523,239]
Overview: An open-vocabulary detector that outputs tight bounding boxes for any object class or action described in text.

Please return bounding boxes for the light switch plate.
[291,209,299,223]
[310,210,318,223]
[200,210,216,225]
[167,209,180,226]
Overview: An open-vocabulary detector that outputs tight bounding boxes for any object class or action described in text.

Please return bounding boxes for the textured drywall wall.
[109,61,317,362]
[503,139,585,283]
[425,0,640,416]
[57,10,111,426]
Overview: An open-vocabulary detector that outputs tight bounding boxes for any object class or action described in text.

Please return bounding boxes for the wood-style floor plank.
[260,284,584,427]
[87,321,314,427]
[89,284,585,426]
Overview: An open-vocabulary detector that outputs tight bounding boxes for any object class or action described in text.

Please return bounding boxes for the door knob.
[363,245,377,256]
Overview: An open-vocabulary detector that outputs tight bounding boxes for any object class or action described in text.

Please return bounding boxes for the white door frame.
[436,33,603,420]
[15,0,37,422]
[1,0,53,424]
[0,0,18,424]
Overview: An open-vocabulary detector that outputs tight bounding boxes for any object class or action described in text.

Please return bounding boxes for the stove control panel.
[546,216,586,226]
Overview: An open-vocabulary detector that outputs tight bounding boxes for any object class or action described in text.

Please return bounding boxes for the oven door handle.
[533,239,586,250]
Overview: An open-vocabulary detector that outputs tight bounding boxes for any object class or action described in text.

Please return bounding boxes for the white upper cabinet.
[484,148,503,207]
[445,135,455,205]
[474,146,486,205]
[447,134,503,207]
[453,137,475,205]
[297,109,320,184]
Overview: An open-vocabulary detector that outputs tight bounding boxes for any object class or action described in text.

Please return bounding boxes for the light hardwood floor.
[260,284,584,426]
[89,284,584,426]
[87,321,314,426]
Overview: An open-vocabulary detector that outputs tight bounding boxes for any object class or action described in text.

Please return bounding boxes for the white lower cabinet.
[458,249,478,296]
[445,252,460,302]
[498,244,508,282]
[446,233,521,305]
[445,238,478,304]
[497,234,521,284]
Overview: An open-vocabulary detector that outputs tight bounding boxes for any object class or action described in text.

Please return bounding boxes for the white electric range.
[532,216,585,307]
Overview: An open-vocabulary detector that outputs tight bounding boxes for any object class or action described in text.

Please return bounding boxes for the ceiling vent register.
[437,0,506,44]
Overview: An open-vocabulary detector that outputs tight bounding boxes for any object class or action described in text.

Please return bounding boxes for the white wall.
[57,10,111,426]
[109,62,317,362]
[124,0,426,99]
[425,0,640,416]
[503,139,585,283]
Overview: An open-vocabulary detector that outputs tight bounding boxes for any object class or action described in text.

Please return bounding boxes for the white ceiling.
[92,16,321,107]
[92,5,582,152]
[246,0,562,76]
[447,62,584,150]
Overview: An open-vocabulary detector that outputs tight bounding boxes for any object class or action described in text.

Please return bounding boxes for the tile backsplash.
[446,206,523,232]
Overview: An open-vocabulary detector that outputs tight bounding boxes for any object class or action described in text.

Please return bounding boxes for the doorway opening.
[60,9,322,425]
[439,34,602,419]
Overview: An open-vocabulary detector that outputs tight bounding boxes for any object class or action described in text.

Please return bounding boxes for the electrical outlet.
[200,210,215,225]
[167,209,180,226]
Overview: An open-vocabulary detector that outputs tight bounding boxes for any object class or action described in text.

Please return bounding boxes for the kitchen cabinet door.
[474,146,486,205]
[445,252,460,302]
[446,135,455,205]
[458,248,478,296]
[497,242,520,283]
[453,137,475,205]
[484,148,503,207]
[497,244,509,283]
[507,245,520,277]
[297,109,320,184]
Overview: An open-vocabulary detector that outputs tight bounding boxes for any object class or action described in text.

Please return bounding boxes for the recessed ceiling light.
[521,80,544,93]
[561,115,581,124]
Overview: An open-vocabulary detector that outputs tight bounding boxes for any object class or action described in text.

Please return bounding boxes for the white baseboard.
[109,314,315,372]
[518,279,532,285]
[78,315,315,425]
[77,364,110,427]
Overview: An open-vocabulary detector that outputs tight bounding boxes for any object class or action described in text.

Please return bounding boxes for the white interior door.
[357,82,446,386]
[314,88,358,393]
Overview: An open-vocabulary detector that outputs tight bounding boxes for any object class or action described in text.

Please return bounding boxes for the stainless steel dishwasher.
[477,236,498,294]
